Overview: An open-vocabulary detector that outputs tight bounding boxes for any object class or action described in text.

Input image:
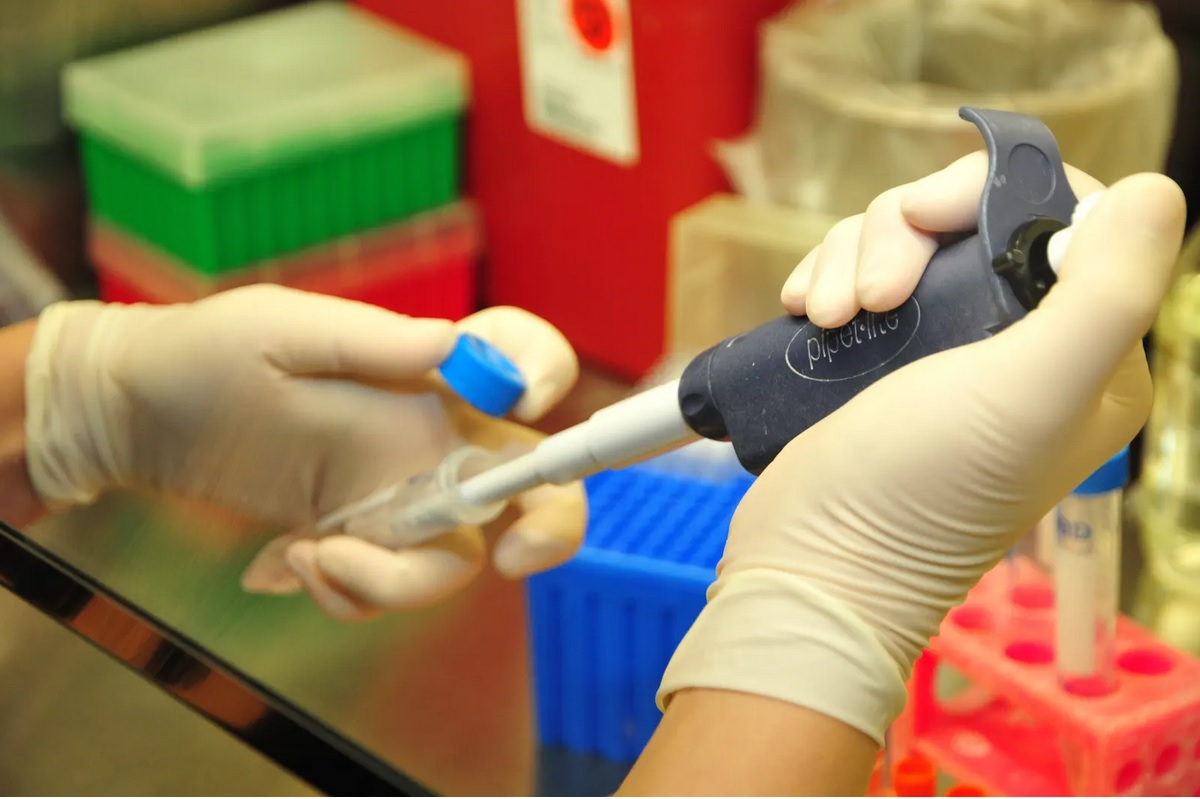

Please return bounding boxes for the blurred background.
[0,0,1198,794]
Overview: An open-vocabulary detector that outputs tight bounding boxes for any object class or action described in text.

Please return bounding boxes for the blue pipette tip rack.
[1073,445,1131,496]
[528,463,755,762]
[439,333,526,417]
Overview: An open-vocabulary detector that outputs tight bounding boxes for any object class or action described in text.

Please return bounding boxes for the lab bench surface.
[0,365,633,796]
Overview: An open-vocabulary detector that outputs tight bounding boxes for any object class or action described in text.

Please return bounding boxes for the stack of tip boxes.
[892,555,1200,796]
[527,444,755,762]
[63,1,477,319]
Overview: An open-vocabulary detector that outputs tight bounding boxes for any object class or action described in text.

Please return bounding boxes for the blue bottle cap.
[438,333,526,417]
[1072,446,1131,496]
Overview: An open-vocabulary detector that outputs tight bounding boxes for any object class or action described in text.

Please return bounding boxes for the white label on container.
[516,0,639,166]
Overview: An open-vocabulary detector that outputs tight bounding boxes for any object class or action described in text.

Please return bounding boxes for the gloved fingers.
[1090,345,1154,450]
[979,173,1183,426]
[1102,345,1155,421]
[455,306,580,422]
[1029,347,1153,504]
[855,185,940,313]
[808,215,867,327]
[900,150,1107,234]
[492,482,588,579]
[282,538,380,621]
[298,525,487,617]
[790,215,865,327]
[780,249,818,312]
[781,153,1105,322]
[240,532,306,595]
[231,285,458,380]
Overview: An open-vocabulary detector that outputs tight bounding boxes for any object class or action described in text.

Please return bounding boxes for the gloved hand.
[658,154,1186,744]
[25,285,585,618]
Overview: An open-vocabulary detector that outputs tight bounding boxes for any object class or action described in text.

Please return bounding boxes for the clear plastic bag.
[720,0,1179,217]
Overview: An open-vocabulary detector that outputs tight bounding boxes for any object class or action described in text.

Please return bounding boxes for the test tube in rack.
[1055,447,1130,696]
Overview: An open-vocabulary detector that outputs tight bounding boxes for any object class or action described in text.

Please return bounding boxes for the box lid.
[63,1,468,186]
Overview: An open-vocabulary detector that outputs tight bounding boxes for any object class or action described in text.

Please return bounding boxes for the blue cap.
[438,333,526,417]
[1072,446,1131,496]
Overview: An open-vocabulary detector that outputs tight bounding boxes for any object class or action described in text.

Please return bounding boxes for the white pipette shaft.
[314,381,697,542]
[458,379,699,507]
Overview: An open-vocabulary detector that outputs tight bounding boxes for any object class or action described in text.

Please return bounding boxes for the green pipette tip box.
[63,1,468,276]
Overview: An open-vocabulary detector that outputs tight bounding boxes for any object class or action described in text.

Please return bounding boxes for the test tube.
[1006,526,1055,634]
[1054,447,1130,696]
[880,728,894,795]
[1034,509,1058,574]
[316,441,531,549]
[868,751,886,796]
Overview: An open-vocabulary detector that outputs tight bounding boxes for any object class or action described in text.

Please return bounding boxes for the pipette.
[1055,446,1130,697]
[315,379,699,547]
[319,106,1097,550]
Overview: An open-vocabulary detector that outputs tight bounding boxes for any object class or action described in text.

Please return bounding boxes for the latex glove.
[25,285,585,618]
[658,153,1186,745]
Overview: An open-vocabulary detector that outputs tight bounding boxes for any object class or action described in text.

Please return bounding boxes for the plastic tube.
[1006,533,1054,635]
[881,729,894,794]
[456,380,696,506]
[315,442,531,549]
[1034,509,1057,574]
[315,381,696,552]
[1055,447,1130,696]
[868,751,886,796]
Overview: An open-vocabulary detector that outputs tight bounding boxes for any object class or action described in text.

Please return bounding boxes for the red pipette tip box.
[89,202,480,320]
